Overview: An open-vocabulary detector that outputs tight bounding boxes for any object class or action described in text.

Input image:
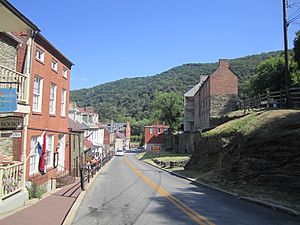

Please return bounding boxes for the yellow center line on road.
[124,157,215,225]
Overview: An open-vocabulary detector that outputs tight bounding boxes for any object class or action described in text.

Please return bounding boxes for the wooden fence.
[238,87,300,110]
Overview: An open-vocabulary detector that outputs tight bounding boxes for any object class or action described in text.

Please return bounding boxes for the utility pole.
[283,0,290,108]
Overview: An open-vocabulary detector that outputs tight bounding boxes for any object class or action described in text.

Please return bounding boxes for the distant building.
[144,124,171,151]
[68,103,105,167]
[106,121,131,150]
[184,59,238,131]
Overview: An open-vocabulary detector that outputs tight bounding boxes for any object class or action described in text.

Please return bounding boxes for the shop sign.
[0,116,23,130]
[151,145,161,153]
[0,131,22,138]
[0,88,17,112]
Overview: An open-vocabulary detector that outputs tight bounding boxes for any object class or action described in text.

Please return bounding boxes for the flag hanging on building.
[37,131,46,175]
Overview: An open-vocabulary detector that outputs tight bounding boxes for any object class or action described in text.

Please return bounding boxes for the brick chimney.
[219,59,229,68]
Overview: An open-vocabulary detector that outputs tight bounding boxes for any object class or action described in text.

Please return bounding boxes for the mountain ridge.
[70,50,283,121]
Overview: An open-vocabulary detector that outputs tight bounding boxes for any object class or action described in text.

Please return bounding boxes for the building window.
[62,67,68,78]
[149,128,153,134]
[35,48,44,62]
[49,84,57,114]
[47,135,54,167]
[61,88,66,116]
[29,137,39,175]
[51,60,58,71]
[157,128,161,134]
[164,128,169,134]
[33,76,43,112]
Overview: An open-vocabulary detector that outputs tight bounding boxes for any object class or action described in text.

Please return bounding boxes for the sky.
[9,0,300,90]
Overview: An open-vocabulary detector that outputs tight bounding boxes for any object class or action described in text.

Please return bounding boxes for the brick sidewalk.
[0,181,81,225]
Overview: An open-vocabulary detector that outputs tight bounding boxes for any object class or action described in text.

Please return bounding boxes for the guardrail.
[0,161,24,200]
[0,65,29,103]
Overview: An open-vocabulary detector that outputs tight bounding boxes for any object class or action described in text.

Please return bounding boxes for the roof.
[83,138,93,149]
[35,33,74,68]
[68,118,88,131]
[0,0,40,32]
[145,124,170,129]
[184,75,208,97]
[115,131,126,139]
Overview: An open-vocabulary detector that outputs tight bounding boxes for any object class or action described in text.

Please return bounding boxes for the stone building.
[184,59,238,131]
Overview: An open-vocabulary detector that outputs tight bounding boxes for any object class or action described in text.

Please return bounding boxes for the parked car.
[115,149,125,156]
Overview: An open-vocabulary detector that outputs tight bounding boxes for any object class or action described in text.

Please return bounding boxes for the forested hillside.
[70,51,282,122]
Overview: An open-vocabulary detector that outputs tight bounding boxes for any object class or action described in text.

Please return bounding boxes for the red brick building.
[144,125,170,151]
[25,33,73,190]
[184,59,238,131]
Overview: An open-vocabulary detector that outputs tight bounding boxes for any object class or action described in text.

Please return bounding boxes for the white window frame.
[149,128,153,134]
[157,128,161,134]
[62,67,68,78]
[61,88,66,116]
[29,136,39,175]
[33,76,43,112]
[51,60,58,72]
[49,84,57,115]
[35,48,44,62]
[46,135,54,168]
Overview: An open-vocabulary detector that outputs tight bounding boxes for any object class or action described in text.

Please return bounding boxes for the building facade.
[184,59,238,131]
[144,125,171,151]
[25,33,73,190]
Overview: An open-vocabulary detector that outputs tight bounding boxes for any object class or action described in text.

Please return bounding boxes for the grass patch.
[203,112,260,137]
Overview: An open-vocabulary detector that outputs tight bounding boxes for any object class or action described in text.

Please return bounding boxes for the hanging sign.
[0,116,23,130]
[0,88,17,112]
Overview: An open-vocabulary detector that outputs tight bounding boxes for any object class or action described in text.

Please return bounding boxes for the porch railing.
[0,65,28,103]
[0,162,24,200]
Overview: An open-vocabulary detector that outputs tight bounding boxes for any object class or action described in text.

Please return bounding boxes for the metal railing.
[80,155,113,190]
[0,65,28,103]
[0,162,24,200]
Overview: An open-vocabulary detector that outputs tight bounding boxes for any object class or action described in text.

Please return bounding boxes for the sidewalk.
[0,180,81,225]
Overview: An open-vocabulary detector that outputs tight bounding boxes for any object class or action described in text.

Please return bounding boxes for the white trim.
[49,84,57,114]
[32,76,43,113]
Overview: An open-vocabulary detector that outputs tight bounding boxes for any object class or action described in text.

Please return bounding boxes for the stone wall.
[166,132,202,154]
[210,94,238,118]
[0,33,18,69]
[0,137,13,161]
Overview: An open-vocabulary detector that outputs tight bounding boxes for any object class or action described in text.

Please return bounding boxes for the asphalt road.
[71,153,300,225]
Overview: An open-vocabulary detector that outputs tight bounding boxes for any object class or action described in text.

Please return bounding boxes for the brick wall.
[197,59,238,129]
[210,59,238,96]
[13,32,29,73]
[25,36,72,183]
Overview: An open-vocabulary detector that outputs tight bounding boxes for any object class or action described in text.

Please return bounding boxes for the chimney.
[219,59,229,68]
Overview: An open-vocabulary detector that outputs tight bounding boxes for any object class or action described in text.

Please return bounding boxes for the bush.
[26,182,46,199]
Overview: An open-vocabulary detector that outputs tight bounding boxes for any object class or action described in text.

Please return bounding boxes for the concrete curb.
[62,158,114,225]
[140,159,300,217]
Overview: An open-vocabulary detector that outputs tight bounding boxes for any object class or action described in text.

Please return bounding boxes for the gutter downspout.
[22,30,36,191]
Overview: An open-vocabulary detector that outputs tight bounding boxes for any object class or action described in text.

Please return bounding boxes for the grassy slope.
[187,109,300,211]
[136,110,300,211]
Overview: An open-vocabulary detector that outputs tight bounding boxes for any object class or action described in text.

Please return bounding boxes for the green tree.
[151,92,184,131]
[294,31,300,69]
[244,55,299,96]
